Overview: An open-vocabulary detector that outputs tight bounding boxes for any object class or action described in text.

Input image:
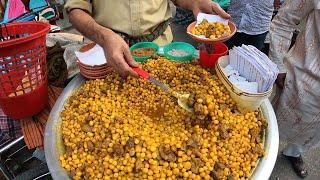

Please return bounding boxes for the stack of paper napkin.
[225,45,279,93]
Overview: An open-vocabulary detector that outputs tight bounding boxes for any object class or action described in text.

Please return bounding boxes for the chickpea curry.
[132,47,156,57]
[60,57,267,180]
[192,19,231,40]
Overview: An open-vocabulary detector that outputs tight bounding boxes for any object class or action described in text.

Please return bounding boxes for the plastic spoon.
[132,67,193,112]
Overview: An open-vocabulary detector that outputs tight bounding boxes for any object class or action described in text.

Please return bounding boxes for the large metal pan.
[44,75,279,180]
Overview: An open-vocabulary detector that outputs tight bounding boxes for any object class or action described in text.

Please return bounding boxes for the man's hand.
[69,9,138,78]
[176,0,230,19]
[102,30,139,77]
[192,0,230,18]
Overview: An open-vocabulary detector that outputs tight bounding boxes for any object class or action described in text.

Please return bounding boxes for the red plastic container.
[199,42,228,68]
[0,22,50,119]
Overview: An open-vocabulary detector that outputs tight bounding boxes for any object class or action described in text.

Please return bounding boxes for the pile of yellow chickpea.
[60,57,266,180]
[192,19,231,40]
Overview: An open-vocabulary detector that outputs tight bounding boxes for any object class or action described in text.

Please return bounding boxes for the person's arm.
[65,2,138,77]
[269,0,313,88]
[173,0,230,19]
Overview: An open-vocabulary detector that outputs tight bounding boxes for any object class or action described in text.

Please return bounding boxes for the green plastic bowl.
[130,42,159,62]
[163,42,196,62]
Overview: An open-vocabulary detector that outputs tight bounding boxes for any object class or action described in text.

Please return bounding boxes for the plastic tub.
[45,74,279,180]
[130,42,159,62]
[199,42,228,68]
[163,42,195,62]
[215,56,273,112]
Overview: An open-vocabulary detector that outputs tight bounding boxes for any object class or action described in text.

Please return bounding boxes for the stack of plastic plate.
[76,43,113,79]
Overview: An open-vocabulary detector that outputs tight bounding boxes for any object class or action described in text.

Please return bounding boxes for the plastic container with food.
[163,42,196,62]
[130,42,159,62]
[187,13,237,44]
[215,56,273,112]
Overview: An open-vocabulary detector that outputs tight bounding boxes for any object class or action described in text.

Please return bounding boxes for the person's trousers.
[226,32,268,50]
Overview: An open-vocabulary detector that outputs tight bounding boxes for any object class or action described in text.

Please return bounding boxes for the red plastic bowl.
[199,42,228,69]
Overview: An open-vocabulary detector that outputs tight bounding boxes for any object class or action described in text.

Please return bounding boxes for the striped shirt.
[228,0,274,35]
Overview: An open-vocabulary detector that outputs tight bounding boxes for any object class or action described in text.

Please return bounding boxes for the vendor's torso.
[91,0,172,37]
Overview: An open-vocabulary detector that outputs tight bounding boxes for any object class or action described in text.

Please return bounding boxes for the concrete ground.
[270,142,320,180]
[268,91,319,180]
